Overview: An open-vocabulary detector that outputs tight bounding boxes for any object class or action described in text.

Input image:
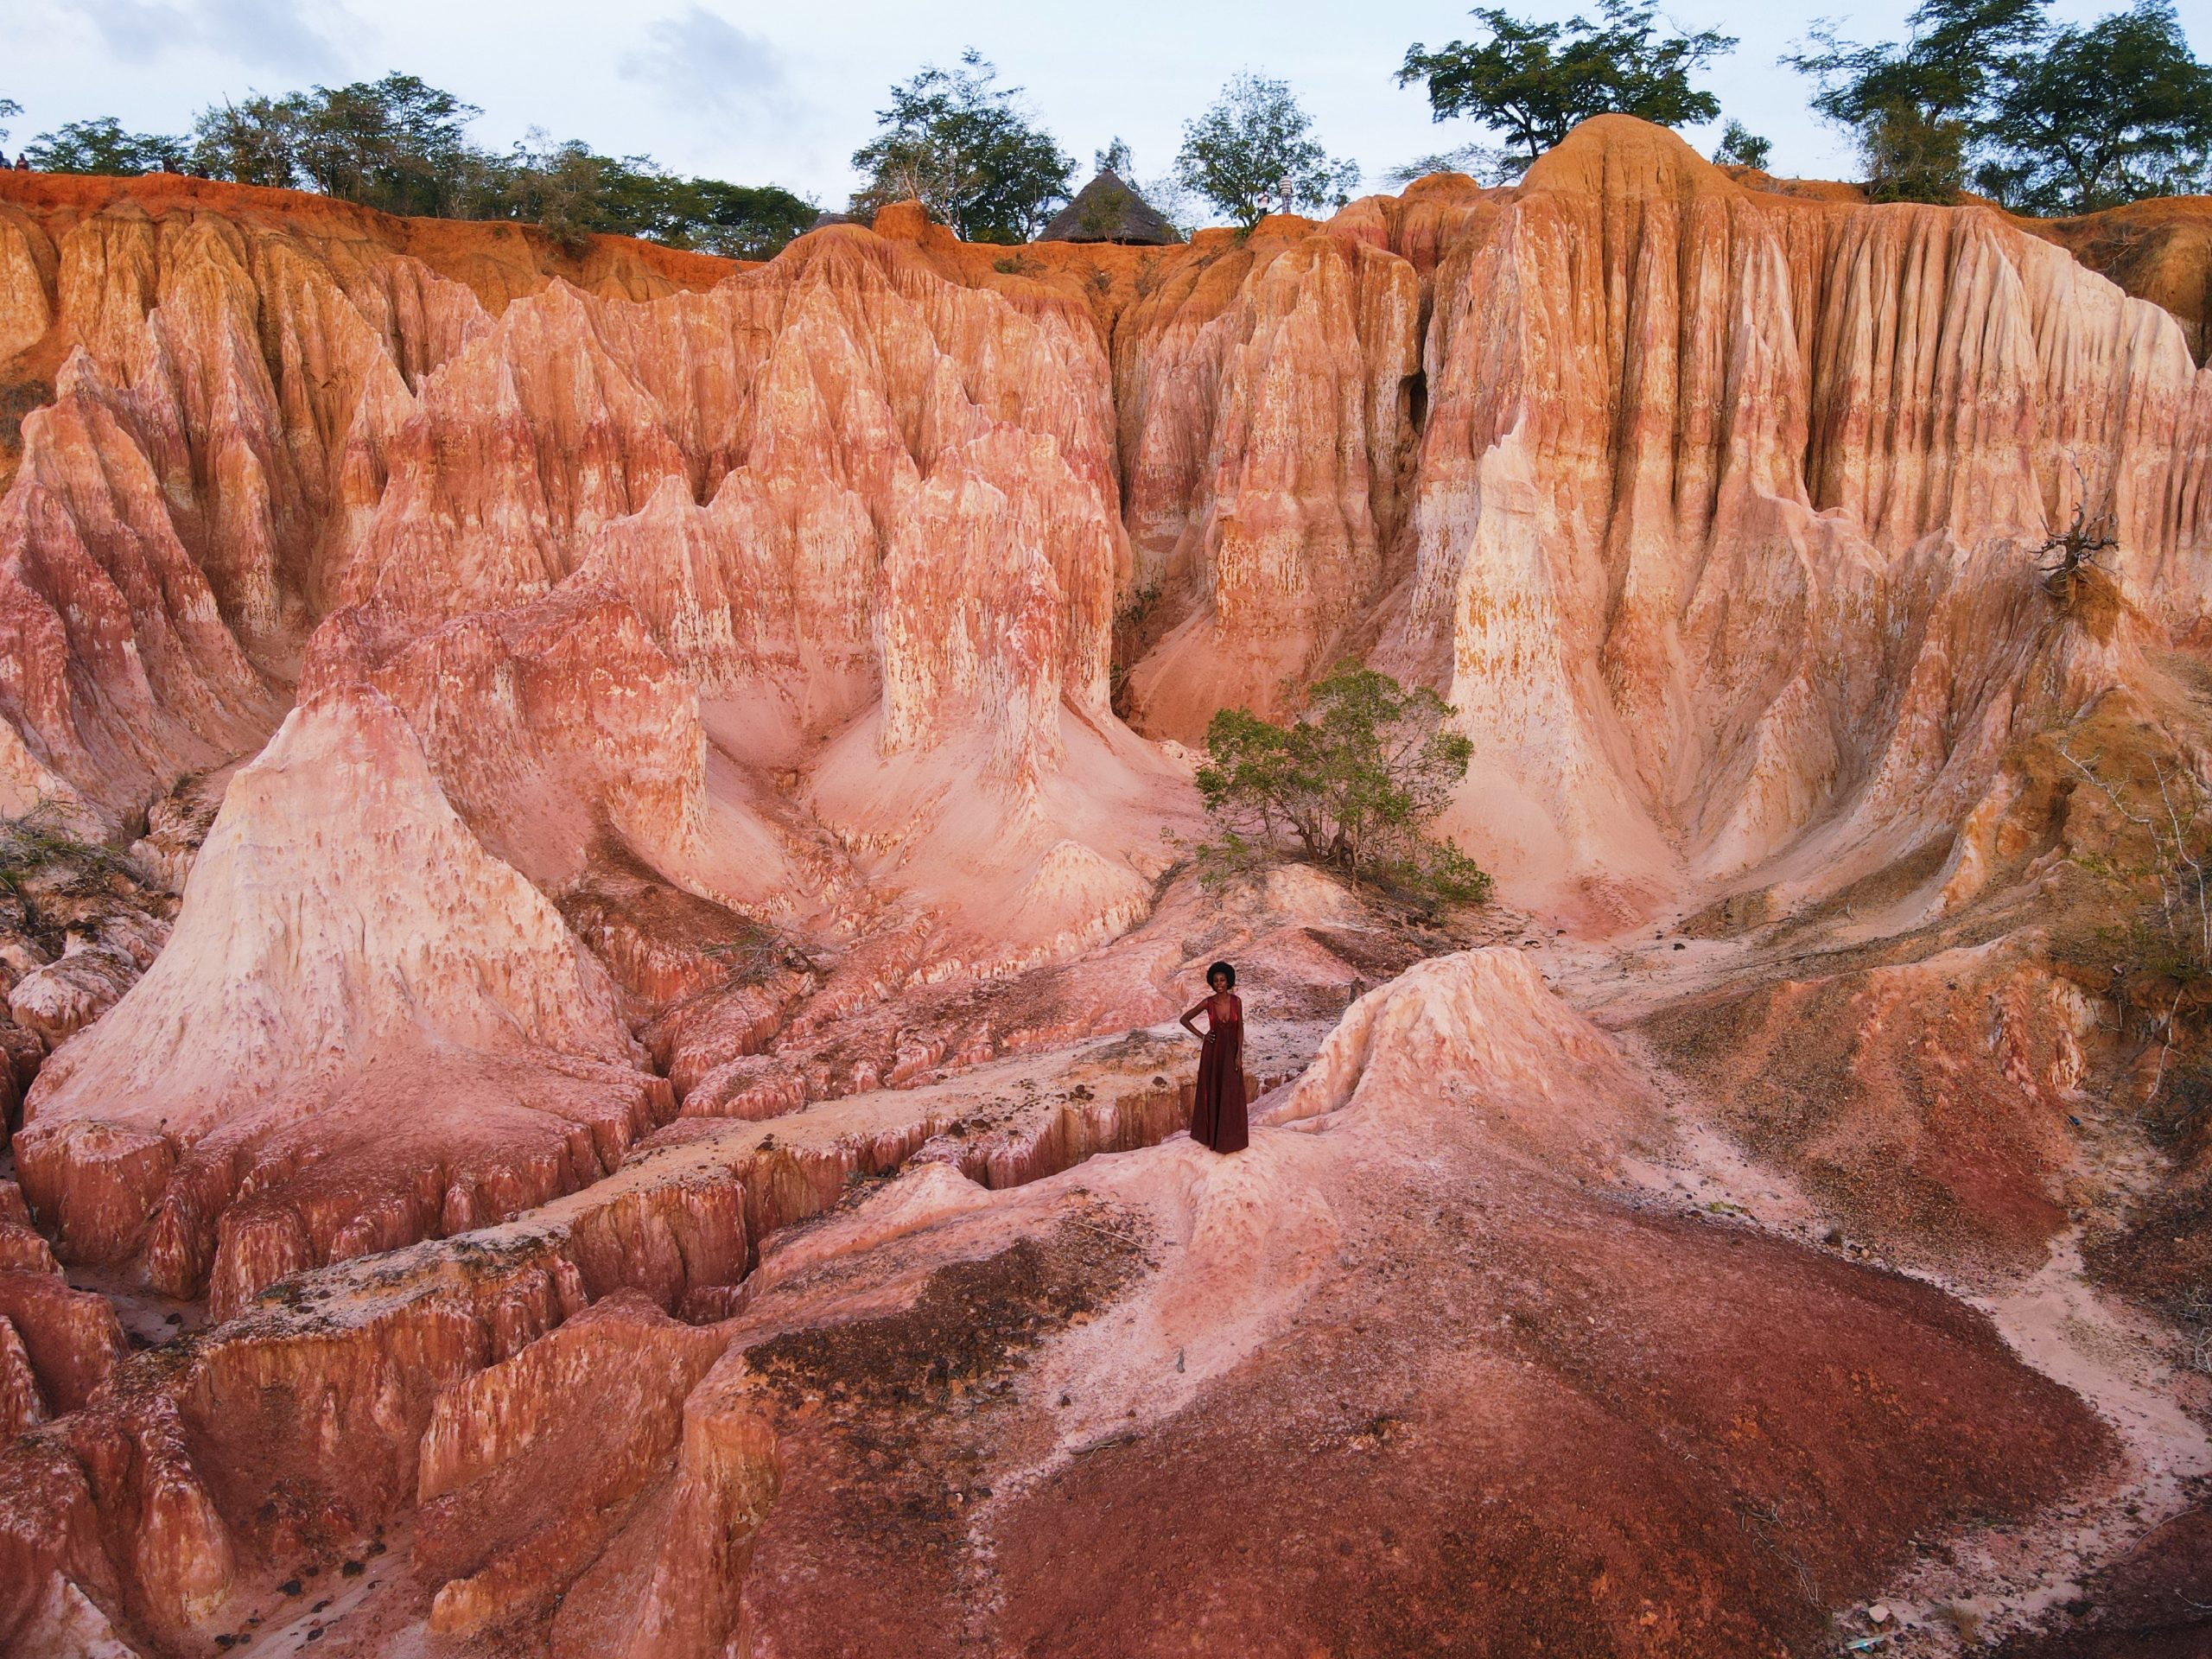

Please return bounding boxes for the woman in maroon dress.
[1179,961,1249,1154]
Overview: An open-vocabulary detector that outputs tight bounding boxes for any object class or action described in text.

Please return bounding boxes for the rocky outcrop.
[4,942,141,1049]
[14,683,661,1308]
[2026,194,2212,366]
[1116,220,1421,733]
[0,948,2117,1656]
[1649,935,2100,1266]
[1370,118,2207,912]
[416,1290,734,1637]
[0,1269,126,1440]
[0,122,2208,1659]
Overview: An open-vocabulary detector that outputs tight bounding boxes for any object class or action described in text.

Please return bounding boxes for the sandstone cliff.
[1,117,2210,1656]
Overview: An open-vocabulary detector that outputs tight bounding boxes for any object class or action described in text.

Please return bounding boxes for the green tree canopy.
[1196,664,1490,906]
[1712,119,1773,170]
[671,180,821,260]
[1784,0,2051,201]
[0,99,22,149]
[291,73,482,216]
[1173,73,1361,229]
[185,73,486,215]
[23,118,188,175]
[190,98,302,189]
[496,135,815,257]
[14,72,817,261]
[1788,0,2212,210]
[1398,2,1737,176]
[849,50,1074,242]
[1977,3,2212,214]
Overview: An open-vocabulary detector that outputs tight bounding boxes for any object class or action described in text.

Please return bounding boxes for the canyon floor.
[7,868,2208,1658]
[1,117,2210,1656]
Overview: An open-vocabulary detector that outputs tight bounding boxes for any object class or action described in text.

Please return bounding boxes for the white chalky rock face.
[14,684,651,1295]
[1370,119,2200,913]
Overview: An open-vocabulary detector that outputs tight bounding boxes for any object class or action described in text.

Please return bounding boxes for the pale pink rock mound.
[14,683,660,1308]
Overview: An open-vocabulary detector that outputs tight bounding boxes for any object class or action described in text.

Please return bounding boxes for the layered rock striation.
[0,118,2208,1655]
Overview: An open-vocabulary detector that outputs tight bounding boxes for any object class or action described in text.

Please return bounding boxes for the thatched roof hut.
[1040,170,1182,245]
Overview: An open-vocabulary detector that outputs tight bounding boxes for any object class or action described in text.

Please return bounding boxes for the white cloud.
[620,5,791,124]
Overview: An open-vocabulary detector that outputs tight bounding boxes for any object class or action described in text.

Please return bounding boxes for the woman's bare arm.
[1178,999,1210,1037]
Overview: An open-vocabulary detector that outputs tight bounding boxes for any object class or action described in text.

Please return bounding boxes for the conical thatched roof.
[1040,170,1182,245]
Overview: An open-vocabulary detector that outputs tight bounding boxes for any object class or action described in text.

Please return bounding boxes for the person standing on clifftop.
[1179,961,1249,1154]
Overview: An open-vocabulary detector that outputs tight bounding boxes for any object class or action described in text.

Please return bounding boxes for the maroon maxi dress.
[1190,993,1249,1154]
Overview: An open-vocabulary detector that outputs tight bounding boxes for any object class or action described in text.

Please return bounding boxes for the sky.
[5,0,2205,221]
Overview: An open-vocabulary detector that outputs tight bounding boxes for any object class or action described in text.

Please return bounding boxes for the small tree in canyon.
[2036,499,2120,603]
[1196,665,1491,906]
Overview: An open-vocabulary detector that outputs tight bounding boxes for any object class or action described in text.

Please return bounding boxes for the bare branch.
[2033,486,2119,600]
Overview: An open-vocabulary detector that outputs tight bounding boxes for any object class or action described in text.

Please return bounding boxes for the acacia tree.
[1196,664,1490,904]
[185,73,485,213]
[1398,2,1737,176]
[1976,3,2212,213]
[1712,119,1772,169]
[1784,0,2049,203]
[1789,0,2212,210]
[26,118,191,175]
[1173,74,1361,228]
[849,50,1074,242]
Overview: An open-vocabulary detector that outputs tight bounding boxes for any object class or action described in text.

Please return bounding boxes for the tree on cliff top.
[27,118,192,177]
[1975,3,2212,214]
[190,73,486,216]
[28,72,816,259]
[493,135,815,258]
[1785,0,2212,212]
[1397,2,1737,177]
[1173,74,1362,229]
[1712,119,1773,171]
[1785,0,2051,203]
[1196,665,1491,908]
[849,50,1075,243]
